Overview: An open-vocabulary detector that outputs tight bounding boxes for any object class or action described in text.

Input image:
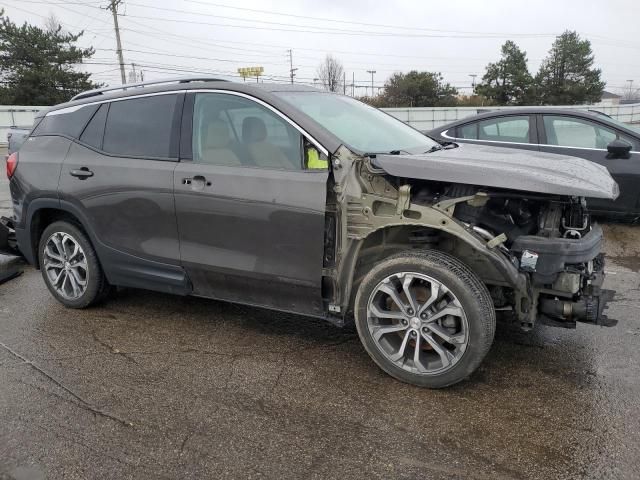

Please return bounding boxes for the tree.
[475,41,533,105]
[534,31,605,105]
[317,54,344,92]
[44,13,62,34]
[375,71,457,107]
[0,10,101,105]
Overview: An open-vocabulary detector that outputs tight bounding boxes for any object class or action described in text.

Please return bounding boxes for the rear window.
[32,104,99,139]
[102,94,179,158]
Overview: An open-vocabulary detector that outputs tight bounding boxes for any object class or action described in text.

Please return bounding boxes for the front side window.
[192,93,303,170]
[274,91,439,154]
[102,94,178,158]
[543,115,619,149]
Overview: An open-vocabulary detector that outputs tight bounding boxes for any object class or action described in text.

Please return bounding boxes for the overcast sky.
[4,0,640,96]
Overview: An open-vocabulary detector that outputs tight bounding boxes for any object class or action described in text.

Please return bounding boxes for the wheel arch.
[336,222,523,316]
[24,200,96,268]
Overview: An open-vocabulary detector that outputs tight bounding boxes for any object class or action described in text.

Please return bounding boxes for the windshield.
[274,91,439,154]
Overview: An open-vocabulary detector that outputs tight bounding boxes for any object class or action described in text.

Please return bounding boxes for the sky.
[3,0,640,97]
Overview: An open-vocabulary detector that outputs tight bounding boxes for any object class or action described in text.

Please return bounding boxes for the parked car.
[7,126,31,155]
[428,108,640,219]
[4,78,618,388]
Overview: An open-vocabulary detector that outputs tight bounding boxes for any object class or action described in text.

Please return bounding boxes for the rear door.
[173,91,329,315]
[59,93,186,291]
[449,115,539,152]
[537,114,640,216]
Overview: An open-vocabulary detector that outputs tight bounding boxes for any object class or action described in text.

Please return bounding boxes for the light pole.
[367,70,376,97]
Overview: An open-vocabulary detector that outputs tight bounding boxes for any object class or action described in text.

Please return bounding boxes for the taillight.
[6,152,18,179]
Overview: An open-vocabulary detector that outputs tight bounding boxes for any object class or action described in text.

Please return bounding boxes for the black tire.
[354,249,495,388]
[38,221,108,308]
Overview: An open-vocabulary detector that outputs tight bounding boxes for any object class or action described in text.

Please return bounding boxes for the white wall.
[2,102,640,145]
[0,106,46,146]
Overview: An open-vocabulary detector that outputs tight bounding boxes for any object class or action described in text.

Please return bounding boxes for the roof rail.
[71,76,230,101]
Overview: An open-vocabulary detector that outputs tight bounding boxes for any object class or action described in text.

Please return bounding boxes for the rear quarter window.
[32,104,99,139]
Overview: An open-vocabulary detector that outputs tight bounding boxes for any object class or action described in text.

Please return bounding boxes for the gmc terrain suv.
[4,78,618,388]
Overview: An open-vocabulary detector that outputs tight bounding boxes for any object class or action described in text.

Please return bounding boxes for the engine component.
[539,294,616,327]
[552,272,581,294]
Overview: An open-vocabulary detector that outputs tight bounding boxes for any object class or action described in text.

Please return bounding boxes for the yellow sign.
[237,67,264,80]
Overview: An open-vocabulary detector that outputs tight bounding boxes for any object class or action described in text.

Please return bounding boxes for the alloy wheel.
[366,272,469,375]
[42,232,89,300]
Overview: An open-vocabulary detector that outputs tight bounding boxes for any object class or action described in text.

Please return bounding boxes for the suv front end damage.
[326,145,616,331]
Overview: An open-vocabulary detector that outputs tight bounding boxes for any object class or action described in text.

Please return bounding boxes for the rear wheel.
[354,250,495,388]
[38,221,108,308]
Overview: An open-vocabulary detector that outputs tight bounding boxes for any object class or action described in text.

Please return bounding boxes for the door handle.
[70,167,94,179]
[182,175,211,189]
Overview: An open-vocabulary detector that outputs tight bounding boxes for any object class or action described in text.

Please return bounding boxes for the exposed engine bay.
[327,146,614,330]
[433,183,610,329]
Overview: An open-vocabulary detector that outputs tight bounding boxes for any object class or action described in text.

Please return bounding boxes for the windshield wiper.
[424,145,443,153]
[363,149,407,158]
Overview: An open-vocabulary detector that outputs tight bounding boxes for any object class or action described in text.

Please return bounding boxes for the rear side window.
[32,104,99,139]
[478,116,530,142]
[103,94,178,158]
[79,103,108,149]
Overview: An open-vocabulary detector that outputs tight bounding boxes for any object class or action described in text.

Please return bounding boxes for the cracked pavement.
[1,210,640,477]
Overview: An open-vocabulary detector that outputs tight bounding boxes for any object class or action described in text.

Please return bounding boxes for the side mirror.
[607,138,632,158]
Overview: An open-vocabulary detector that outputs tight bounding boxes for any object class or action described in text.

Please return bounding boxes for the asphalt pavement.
[1,172,639,478]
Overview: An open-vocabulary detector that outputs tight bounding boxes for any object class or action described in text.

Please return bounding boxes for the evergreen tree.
[377,71,458,107]
[475,40,533,105]
[535,31,604,105]
[0,10,101,105]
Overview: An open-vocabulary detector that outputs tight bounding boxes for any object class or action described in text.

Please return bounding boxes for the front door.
[173,92,329,315]
[537,114,640,216]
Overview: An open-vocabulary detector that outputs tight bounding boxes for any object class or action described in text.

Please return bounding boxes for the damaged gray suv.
[5,78,618,388]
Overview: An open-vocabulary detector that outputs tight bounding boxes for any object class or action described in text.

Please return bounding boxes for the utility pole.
[287,49,297,84]
[352,72,355,97]
[469,74,477,91]
[343,71,346,95]
[367,70,376,97]
[107,0,126,85]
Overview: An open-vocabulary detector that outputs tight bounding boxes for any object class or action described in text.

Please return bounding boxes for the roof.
[428,107,640,139]
[601,91,622,99]
[40,78,342,155]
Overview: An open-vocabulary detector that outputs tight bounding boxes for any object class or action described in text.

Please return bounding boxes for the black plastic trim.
[511,224,604,276]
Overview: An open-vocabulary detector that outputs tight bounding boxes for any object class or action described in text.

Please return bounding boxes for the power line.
[181,0,557,37]
[119,12,556,39]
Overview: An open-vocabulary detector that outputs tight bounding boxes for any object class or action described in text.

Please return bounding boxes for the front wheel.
[354,250,495,388]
